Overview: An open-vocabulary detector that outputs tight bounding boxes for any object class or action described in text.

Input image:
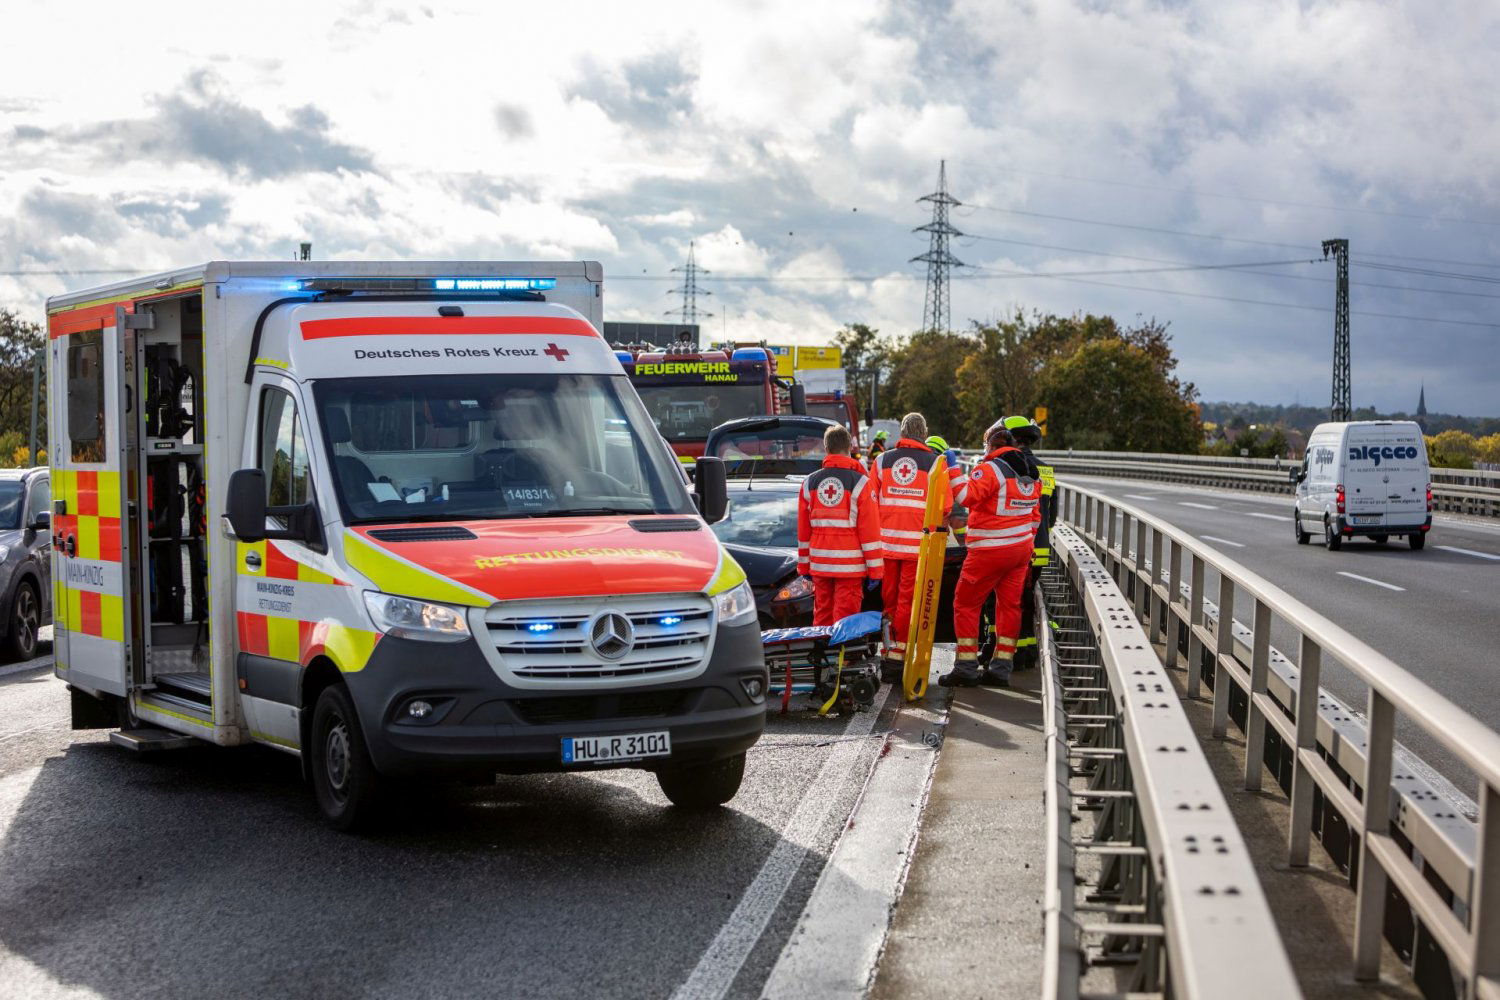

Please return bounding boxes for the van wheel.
[310,684,383,831]
[1323,519,1343,552]
[4,580,39,661]
[1293,511,1310,545]
[1409,533,1426,551]
[656,752,746,809]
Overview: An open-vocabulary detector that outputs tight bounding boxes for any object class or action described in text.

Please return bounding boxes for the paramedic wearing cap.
[797,424,884,626]
[871,413,952,681]
[940,422,1041,688]
[1003,415,1051,670]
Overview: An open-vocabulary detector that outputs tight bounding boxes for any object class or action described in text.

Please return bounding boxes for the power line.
[952,159,1500,228]
[961,202,1500,271]
[665,240,712,325]
[959,234,1500,300]
[966,263,1500,331]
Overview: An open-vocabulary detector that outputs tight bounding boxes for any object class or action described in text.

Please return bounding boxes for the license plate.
[562,731,671,764]
[1350,515,1381,525]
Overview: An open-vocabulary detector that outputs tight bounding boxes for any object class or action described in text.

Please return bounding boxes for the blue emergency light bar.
[295,277,557,292]
[433,278,557,291]
[526,622,557,633]
[730,347,770,362]
[614,351,634,364]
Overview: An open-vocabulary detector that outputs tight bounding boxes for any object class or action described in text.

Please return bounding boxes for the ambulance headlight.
[714,581,757,627]
[363,592,470,643]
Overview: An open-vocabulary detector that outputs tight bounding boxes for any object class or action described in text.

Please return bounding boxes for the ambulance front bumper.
[345,621,768,778]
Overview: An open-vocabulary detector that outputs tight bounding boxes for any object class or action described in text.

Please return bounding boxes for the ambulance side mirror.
[226,469,270,541]
[790,384,807,416]
[694,457,728,524]
[226,468,325,550]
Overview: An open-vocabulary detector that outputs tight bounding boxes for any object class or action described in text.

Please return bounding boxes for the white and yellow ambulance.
[47,261,766,828]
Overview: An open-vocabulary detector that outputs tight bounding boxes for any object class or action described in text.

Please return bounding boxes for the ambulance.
[46,261,767,828]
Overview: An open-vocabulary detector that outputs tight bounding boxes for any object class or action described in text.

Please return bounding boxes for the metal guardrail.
[1035,450,1500,518]
[1042,530,1300,999]
[1057,482,1500,1000]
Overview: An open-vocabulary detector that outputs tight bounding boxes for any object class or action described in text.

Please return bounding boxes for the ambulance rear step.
[110,728,198,752]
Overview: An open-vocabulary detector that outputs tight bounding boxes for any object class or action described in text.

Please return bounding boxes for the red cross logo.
[817,478,846,507]
[544,342,570,362]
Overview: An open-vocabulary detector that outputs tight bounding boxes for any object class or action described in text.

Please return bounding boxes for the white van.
[1292,420,1431,550]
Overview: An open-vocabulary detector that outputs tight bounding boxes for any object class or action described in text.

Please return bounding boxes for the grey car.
[0,467,51,661]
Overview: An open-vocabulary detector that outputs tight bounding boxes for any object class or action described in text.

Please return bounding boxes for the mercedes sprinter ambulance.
[1292,420,1432,550]
[47,261,766,828]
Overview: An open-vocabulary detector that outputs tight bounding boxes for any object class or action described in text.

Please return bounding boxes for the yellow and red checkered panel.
[234,540,379,671]
[52,467,125,642]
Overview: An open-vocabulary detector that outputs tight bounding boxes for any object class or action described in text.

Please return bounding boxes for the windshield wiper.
[523,506,659,518]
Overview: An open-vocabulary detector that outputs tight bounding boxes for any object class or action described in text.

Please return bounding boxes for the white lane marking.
[762,651,951,999]
[1179,502,1218,510]
[1246,512,1291,522]
[1337,571,1406,592]
[1198,535,1246,548]
[1124,493,1157,501]
[1435,545,1500,561]
[671,687,891,1000]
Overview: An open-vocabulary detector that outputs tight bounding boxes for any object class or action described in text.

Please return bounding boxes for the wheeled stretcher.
[759,611,884,716]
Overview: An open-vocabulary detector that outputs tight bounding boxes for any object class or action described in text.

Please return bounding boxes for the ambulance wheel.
[657,752,745,810]
[1409,532,1426,550]
[1323,519,1342,552]
[4,580,39,661]
[310,684,383,831]
[1293,511,1310,545]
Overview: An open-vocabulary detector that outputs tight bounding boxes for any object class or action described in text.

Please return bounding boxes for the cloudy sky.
[3,0,1497,415]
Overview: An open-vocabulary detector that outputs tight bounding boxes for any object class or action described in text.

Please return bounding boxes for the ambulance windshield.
[312,373,693,524]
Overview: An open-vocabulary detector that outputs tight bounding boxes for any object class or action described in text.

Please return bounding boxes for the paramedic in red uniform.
[797,424,884,625]
[940,422,1041,688]
[871,412,952,681]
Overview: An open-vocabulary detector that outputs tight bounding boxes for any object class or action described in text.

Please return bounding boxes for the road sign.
[1034,405,1048,436]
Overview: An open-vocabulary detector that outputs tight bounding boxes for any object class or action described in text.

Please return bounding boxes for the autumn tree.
[1037,337,1200,452]
[880,330,971,439]
[0,310,45,463]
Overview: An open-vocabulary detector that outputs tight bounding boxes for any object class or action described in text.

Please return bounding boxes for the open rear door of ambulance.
[50,306,140,700]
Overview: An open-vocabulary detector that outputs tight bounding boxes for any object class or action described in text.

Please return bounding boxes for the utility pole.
[667,240,713,326]
[911,160,964,334]
[1322,238,1350,421]
[298,242,312,261]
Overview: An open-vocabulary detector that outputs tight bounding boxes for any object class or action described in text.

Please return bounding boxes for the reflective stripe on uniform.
[881,496,926,510]
[810,517,855,528]
[809,561,867,575]
[883,542,921,556]
[965,524,1034,540]
[882,528,924,539]
[809,546,862,558]
[967,535,1033,550]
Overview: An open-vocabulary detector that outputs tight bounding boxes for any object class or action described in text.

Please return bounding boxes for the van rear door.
[1379,424,1428,524]
[1340,426,1387,524]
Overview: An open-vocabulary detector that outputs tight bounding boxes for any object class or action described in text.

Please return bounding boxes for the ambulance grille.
[470,594,715,689]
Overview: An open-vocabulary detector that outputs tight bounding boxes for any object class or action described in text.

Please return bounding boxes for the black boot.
[880,658,904,684]
[1012,646,1037,671]
[938,665,981,687]
[980,665,1011,688]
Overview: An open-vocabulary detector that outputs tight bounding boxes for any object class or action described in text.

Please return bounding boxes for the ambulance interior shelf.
[138,303,210,691]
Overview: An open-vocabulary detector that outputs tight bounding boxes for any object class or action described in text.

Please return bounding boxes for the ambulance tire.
[310,684,384,831]
[656,752,746,810]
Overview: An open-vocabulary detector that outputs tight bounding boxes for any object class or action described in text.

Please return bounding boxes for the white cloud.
[1,0,1497,414]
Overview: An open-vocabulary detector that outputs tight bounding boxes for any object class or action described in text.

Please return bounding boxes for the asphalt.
[0,651,918,1000]
[1066,474,1500,790]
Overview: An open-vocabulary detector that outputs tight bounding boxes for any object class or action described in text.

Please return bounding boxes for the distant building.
[1416,383,1428,433]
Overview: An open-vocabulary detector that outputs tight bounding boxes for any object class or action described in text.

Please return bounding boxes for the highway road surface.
[1067,474,1500,792]
[0,647,935,1000]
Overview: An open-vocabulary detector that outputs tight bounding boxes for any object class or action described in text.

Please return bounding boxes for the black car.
[703,415,838,480]
[0,467,52,661]
[710,476,974,640]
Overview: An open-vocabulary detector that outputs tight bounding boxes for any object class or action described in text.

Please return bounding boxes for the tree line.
[834,311,1201,453]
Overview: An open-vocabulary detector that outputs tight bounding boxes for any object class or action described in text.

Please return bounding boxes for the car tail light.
[1426,484,1433,512]
[1335,485,1345,514]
